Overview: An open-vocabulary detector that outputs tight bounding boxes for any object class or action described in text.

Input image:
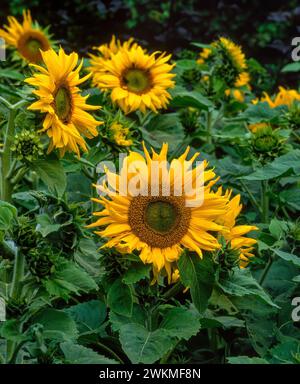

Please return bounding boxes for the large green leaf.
[32,309,78,341]
[65,300,107,335]
[32,159,67,198]
[272,249,300,268]
[107,279,133,317]
[119,323,174,364]
[178,252,215,313]
[241,150,300,181]
[60,342,118,364]
[218,268,278,308]
[169,87,213,110]
[109,304,146,332]
[160,307,201,340]
[43,260,98,300]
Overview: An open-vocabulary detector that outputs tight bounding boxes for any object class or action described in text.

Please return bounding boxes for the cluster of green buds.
[249,123,286,162]
[11,129,43,162]
[13,216,40,255]
[27,245,58,280]
[179,107,200,133]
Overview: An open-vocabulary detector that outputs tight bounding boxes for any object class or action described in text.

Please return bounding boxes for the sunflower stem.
[10,250,25,300]
[261,180,269,223]
[1,107,18,202]
[206,110,213,145]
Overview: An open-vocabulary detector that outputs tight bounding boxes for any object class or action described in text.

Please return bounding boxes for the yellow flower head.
[88,144,229,283]
[90,44,176,114]
[248,122,270,133]
[0,10,52,63]
[217,188,258,268]
[25,47,102,157]
[198,37,250,98]
[253,86,300,108]
[110,122,133,147]
[92,35,137,61]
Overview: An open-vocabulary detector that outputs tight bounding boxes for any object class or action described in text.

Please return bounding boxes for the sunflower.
[0,10,52,64]
[198,37,250,100]
[90,44,176,113]
[88,143,229,283]
[109,122,133,147]
[25,47,102,157]
[217,189,258,268]
[253,86,300,108]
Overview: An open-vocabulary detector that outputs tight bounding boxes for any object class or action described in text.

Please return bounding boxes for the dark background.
[1,0,299,90]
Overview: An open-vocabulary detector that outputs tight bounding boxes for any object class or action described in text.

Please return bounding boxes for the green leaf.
[169,87,213,110]
[241,102,285,124]
[65,300,107,335]
[218,268,278,308]
[142,113,185,153]
[0,201,17,231]
[32,309,78,341]
[43,260,98,300]
[160,307,201,340]
[270,340,300,364]
[272,248,300,267]
[241,149,300,181]
[107,279,133,317]
[0,68,25,81]
[0,320,26,342]
[60,342,118,364]
[119,323,174,363]
[178,252,215,313]
[227,356,269,364]
[36,213,61,237]
[122,263,150,284]
[281,62,300,73]
[32,159,67,198]
[109,304,146,332]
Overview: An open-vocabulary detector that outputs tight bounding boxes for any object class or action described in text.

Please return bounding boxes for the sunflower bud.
[27,245,58,280]
[13,216,40,255]
[251,125,285,161]
[11,130,43,162]
[109,122,133,147]
[179,107,200,133]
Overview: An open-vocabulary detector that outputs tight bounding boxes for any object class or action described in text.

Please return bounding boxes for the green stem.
[10,251,25,300]
[261,180,269,223]
[258,255,273,286]
[1,108,17,202]
[162,281,183,301]
[11,166,28,186]
[206,110,213,145]
[96,341,124,364]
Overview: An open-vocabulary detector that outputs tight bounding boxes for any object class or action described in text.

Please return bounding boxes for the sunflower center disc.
[54,86,72,122]
[123,69,151,93]
[145,201,177,234]
[26,38,43,56]
[129,195,191,248]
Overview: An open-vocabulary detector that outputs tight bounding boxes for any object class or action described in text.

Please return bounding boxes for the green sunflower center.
[54,86,72,123]
[26,38,43,56]
[128,195,191,248]
[123,69,151,93]
[145,201,177,234]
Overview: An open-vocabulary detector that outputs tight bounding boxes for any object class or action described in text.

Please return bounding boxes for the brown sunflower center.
[17,30,50,63]
[54,86,72,123]
[128,195,191,248]
[122,68,151,94]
